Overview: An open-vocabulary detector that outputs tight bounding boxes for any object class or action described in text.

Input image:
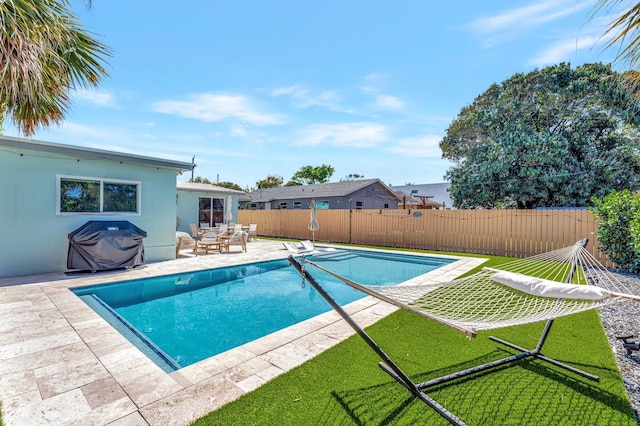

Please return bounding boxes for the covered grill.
[67,221,147,271]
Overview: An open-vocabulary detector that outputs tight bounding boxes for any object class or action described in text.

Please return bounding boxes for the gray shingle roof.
[241,179,397,202]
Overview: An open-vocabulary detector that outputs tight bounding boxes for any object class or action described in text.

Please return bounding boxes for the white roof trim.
[0,135,194,171]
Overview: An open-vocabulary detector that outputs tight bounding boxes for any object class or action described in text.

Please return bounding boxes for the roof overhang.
[0,135,194,171]
[177,182,245,194]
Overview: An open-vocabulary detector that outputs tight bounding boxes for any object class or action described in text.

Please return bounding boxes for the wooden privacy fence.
[239,209,610,265]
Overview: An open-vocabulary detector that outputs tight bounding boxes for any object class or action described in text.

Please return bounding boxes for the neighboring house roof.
[177,181,245,194]
[241,179,400,202]
[0,135,194,171]
[390,183,454,209]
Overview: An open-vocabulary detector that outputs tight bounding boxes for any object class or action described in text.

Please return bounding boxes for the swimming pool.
[72,248,454,371]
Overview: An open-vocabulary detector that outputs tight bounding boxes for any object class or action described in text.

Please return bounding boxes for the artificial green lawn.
[191,249,636,425]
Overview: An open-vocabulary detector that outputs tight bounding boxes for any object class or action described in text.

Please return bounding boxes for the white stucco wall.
[176,188,240,234]
[0,146,180,277]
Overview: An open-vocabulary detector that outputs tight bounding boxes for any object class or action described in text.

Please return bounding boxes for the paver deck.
[0,241,486,425]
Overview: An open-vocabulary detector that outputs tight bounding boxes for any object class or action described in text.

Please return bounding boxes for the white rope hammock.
[306,240,640,337]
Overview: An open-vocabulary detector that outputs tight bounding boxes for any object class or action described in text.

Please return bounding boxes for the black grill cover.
[67,221,147,271]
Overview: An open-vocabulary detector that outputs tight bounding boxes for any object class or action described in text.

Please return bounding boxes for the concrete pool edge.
[0,241,487,425]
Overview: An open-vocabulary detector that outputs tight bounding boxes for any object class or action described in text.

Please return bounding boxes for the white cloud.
[530,35,600,66]
[390,135,443,158]
[362,72,387,87]
[372,95,404,110]
[271,78,404,116]
[73,89,117,108]
[54,121,125,140]
[270,84,345,111]
[299,122,387,147]
[152,93,285,126]
[355,73,405,111]
[229,124,248,137]
[469,0,594,47]
[270,85,304,97]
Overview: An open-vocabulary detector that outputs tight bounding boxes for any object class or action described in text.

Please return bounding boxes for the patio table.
[196,238,228,255]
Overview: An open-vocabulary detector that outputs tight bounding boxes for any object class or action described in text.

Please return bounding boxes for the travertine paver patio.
[0,240,486,425]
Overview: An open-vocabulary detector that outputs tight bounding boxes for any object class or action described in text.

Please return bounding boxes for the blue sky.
[4,0,623,189]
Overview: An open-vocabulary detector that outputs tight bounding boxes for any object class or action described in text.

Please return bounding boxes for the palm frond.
[0,0,111,135]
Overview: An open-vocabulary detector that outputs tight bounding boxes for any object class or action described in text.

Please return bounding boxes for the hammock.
[287,239,640,426]
[302,239,640,337]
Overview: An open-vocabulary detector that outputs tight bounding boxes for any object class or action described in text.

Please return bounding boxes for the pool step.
[313,252,359,262]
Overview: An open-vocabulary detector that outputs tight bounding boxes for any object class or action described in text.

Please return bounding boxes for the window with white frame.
[57,175,140,215]
[293,201,301,209]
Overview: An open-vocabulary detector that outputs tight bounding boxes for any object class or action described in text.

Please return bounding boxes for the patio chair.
[248,223,258,241]
[202,224,228,240]
[283,241,313,254]
[233,223,243,233]
[223,231,248,252]
[189,224,202,253]
[175,231,195,257]
[300,240,314,251]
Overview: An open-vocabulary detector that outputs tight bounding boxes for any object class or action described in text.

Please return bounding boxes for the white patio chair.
[300,240,315,251]
[283,241,313,254]
[248,223,258,241]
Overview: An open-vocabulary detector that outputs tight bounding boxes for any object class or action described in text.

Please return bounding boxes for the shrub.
[591,189,640,273]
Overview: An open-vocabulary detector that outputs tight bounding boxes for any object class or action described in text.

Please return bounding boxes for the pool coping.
[0,241,487,425]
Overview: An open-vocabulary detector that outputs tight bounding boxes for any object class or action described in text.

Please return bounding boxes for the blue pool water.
[73,248,453,371]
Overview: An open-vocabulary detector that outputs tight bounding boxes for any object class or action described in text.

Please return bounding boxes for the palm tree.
[593,1,640,88]
[0,0,110,136]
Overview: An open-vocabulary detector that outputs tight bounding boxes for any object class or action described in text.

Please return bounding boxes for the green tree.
[217,181,244,191]
[286,164,335,186]
[591,189,640,273]
[1,0,111,135]
[440,63,640,209]
[256,174,283,189]
[341,173,364,181]
[189,176,213,184]
[189,177,244,191]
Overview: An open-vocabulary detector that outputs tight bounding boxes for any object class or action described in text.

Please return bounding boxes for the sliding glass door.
[198,197,224,227]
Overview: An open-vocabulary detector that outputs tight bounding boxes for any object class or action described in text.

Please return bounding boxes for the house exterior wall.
[266,194,398,210]
[241,182,399,210]
[344,184,399,209]
[176,190,240,233]
[265,198,336,210]
[0,146,179,277]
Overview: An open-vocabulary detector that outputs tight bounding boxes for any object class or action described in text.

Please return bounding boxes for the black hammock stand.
[286,241,598,426]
